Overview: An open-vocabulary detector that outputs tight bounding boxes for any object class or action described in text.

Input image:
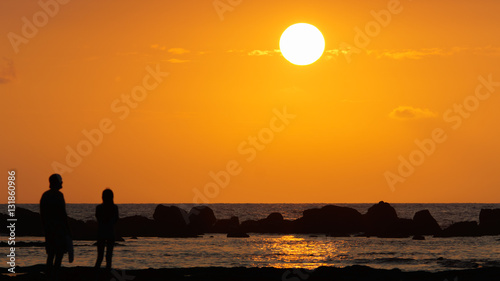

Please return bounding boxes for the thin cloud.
[0,58,15,84]
[168,48,190,55]
[324,49,355,60]
[370,46,500,60]
[150,44,167,51]
[325,49,350,56]
[165,58,190,64]
[151,45,190,55]
[470,46,500,56]
[389,106,437,120]
[370,48,452,60]
[247,49,281,56]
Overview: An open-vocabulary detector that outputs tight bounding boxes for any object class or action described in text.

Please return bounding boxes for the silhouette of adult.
[95,188,119,270]
[40,173,71,278]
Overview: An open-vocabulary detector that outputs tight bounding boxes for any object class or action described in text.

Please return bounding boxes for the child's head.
[102,188,114,204]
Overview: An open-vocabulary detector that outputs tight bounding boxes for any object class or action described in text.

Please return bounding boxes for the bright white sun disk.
[280,23,325,65]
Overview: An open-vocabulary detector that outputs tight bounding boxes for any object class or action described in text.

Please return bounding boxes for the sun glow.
[279,23,325,65]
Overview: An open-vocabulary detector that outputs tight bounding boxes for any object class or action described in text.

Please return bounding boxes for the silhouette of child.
[95,188,119,270]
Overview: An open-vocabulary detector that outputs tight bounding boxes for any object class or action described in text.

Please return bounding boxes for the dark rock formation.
[366,201,398,222]
[4,203,498,239]
[227,232,250,238]
[116,215,157,237]
[68,217,97,240]
[479,209,500,235]
[240,212,291,234]
[363,201,403,237]
[0,207,115,240]
[188,206,217,233]
[294,205,363,235]
[240,219,258,233]
[212,216,240,233]
[436,221,481,237]
[413,210,441,235]
[412,235,425,240]
[259,212,286,233]
[153,204,191,236]
[153,205,189,227]
[3,207,43,236]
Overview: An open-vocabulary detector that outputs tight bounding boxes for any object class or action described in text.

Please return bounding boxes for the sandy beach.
[3,265,500,281]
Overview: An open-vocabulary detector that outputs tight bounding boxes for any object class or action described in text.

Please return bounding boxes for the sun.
[280,23,325,66]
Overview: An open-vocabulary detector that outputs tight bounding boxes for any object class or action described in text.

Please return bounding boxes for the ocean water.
[3,203,500,272]
[14,203,500,228]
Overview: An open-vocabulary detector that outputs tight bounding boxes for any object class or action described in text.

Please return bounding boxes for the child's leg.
[95,240,105,268]
[105,240,114,270]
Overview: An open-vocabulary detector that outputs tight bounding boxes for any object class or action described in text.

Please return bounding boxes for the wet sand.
[3,264,500,281]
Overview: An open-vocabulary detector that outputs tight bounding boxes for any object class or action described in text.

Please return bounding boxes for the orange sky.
[1,0,500,203]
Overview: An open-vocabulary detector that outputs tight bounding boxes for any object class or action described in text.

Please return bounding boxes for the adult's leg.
[45,237,55,276]
[95,240,105,268]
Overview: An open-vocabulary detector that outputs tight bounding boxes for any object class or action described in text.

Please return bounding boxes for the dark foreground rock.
[5,265,500,281]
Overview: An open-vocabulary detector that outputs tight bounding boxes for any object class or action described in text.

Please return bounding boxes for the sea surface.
[3,203,500,272]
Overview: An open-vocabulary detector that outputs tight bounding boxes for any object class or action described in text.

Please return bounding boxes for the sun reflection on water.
[250,235,352,269]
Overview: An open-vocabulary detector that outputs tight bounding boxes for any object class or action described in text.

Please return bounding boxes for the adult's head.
[102,188,114,204]
[49,174,63,190]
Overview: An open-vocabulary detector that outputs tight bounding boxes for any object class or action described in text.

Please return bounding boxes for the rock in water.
[363,201,399,237]
[116,215,156,237]
[366,201,398,222]
[212,216,240,233]
[295,205,363,235]
[153,205,190,236]
[413,210,441,235]
[188,206,217,234]
[479,209,500,235]
[436,221,480,237]
[227,232,250,238]
[412,235,425,240]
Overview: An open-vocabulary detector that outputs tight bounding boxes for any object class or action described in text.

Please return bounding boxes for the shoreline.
[4,265,500,281]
